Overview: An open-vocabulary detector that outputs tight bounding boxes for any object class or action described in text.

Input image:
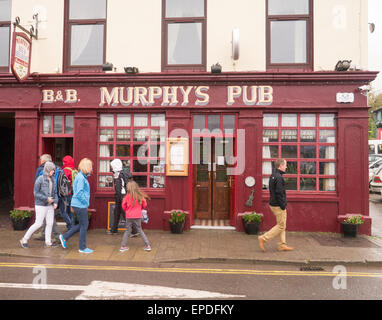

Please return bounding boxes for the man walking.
[258,158,293,252]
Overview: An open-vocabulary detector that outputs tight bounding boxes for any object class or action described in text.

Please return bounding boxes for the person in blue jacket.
[59,158,94,253]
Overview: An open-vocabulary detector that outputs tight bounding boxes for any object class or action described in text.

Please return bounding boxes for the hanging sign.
[11,32,32,83]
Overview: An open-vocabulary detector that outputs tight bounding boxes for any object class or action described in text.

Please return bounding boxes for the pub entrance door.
[193,136,235,221]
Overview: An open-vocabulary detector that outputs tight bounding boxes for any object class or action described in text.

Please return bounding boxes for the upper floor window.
[0,0,11,73]
[162,0,206,71]
[266,0,313,70]
[64,0,107,72]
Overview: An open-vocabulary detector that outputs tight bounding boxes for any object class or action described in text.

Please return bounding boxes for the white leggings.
[23,205,55,245]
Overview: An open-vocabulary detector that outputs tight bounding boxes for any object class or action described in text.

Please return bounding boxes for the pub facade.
[0,0,377,234]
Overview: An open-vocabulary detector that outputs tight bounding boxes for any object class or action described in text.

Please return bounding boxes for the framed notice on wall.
[166,137,189,176]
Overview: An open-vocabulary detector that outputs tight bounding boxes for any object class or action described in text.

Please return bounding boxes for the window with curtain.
[163,0,206,70]
[0,0,11,72]
[262,113,336,192]
[98,113,166,190]
[64,0,106,71]
[266,0,312,69]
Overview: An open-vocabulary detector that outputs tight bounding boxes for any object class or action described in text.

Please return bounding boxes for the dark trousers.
[111,196,137,234]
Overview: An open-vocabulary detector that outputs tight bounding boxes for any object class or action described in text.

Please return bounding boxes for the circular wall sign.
[245,176,255,187]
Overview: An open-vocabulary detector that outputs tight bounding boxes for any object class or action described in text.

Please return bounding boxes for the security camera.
[358,85,371,91]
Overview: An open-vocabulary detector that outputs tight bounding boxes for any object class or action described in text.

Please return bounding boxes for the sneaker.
[78,248,94,253]
[59,234,67,249]
[19,239,28,249]
[45,242,58,248]
[119,246,129,252]
[144,245,152,252]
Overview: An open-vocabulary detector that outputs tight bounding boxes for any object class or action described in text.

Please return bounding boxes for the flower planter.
[341,222,358,238]
[11,218,30,231]
[243,221,261,235]
[169,221,184,234]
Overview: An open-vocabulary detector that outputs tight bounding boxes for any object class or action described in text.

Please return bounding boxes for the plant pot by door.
[341,222,358,238]
[243,221,261,235]
[11,218,30,231]
[169,221,184,234]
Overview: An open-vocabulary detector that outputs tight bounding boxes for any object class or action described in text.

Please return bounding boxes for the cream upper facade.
[4,0,369,74]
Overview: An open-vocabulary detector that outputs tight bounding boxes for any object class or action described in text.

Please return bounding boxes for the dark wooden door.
[193,137,233,220]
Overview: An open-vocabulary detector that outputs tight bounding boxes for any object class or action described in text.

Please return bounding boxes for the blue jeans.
[59,195,74,230]
[62,207,89,250]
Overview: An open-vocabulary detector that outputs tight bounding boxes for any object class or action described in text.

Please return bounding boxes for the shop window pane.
[100,129,113,142]
[150,175,165,188]
[300,145,316,158]
[281,114,297,127]
[100,114,114,127]
[65,115,74,134]
[300,178,316,191]
[43,115,51,134]
[0,26,10,67]
[300,114,316,127]
[286,161,297,174]
[150,161,165,173]
[116,129,130,141]
[151,114,165,127]
[319,162,336,175]
[0,0,11,21]
[134,114,148,127]
[151,129,165,142]
[263,146,278,158]
[281,145,297,158]
[300,130,316,142]
[54,116,63,133]
[263,129,278,142]
[167,22,202,65]
[369,145,375,154]
[117,114,131,127]
[262,161,273,175]
[208,115,220,132]
[116,145,130,157]
[69,0,106,19]
[319,179,336,191]
[263,114,278,127]
[284,178,297,190]
[268,0,309,15]
[133,144,148,157]
[166,0,204,18]
[121,160,130,169]
[319,114,335,127]
[99,145,113,157]
[262,177,270,190]
[223,115,235,131]
[134,175,147,188]
[134,129,148,142]
[150,144,165,158]
[99,160,110,173]
[319,130,336,143]
[282,129,297,142]
[133,160,147,173]
[71,24,104,66]
[99,175,113,188]
[193,115,205,130]
[300,162,316,174]
[319,146,335,159]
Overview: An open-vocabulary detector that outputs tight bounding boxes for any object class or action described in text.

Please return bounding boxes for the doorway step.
[191,219,235,230]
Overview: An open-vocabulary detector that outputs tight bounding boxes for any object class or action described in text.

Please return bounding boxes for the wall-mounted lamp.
[358,84,371,96]
[102,62,113,71]
[124,67,139,74]
[335,60,351,71]
[211,62,222,74]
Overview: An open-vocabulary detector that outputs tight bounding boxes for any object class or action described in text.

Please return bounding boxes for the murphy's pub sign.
[41,85,274,107]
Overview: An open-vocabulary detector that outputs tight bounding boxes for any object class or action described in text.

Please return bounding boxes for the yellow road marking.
[0,262,382,278]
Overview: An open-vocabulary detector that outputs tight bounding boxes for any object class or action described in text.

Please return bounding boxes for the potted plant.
[242,211,262,235]
[169,210,186,234]
[9,209,33,231]
[341,214,365,237]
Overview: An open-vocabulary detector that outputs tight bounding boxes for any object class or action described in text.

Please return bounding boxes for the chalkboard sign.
[107,201,127,230]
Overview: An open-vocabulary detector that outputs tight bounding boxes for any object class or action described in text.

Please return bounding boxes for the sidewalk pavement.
[2,226,382,266]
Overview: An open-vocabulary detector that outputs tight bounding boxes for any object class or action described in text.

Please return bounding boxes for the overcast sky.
[369,0,382,93]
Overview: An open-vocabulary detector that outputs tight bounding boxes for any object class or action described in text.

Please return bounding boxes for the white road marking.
[0,281,245,299]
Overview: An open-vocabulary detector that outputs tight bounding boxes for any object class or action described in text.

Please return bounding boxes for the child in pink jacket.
[120,181,151,252]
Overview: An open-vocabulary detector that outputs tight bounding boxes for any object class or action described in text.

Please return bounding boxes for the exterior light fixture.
[335,60,351,71]
[102,62,113,71]
[211,63,222,74]
[124,67,139,74]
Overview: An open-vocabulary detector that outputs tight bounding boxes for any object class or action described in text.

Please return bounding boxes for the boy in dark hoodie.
[59,155,76,230]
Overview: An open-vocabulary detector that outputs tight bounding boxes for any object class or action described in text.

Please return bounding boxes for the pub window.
[41,114,74,135]
[162,0,206,71]
[266,0,313,70]
[98,113,166,190]
[0,0,11,73]
[262,113,336,192]
[64,0,107,71]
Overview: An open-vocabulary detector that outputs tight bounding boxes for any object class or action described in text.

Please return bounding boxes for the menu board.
[166,138,189,176]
